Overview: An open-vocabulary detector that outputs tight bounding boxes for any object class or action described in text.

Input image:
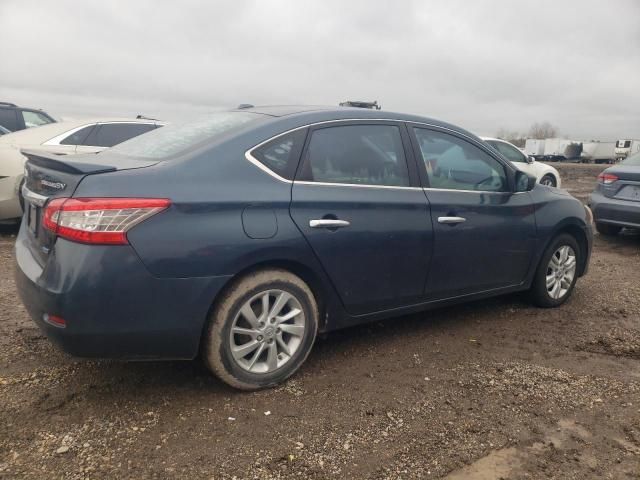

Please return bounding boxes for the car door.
[290,121,433,315]
[410,126,536,299]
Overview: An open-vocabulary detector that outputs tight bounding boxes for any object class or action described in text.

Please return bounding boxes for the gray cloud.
[1,0,638,139]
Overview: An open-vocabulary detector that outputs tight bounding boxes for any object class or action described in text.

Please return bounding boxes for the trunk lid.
[602,166,640,202]
[21,150,159,265]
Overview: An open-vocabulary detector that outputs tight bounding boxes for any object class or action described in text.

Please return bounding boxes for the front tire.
[595,222,622,236]
[203,269,318,390]
[540,174,557,187]
[530,234,580,308]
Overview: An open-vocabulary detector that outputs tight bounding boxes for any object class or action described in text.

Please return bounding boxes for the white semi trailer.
[541,138,583,161]
[524,139,545,158]
[581,141,616,164]
[614,139,640,161]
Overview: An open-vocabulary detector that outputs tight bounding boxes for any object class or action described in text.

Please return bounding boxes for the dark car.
[589,151,640,235]
[0,102,56,131]
[15,106,593,390]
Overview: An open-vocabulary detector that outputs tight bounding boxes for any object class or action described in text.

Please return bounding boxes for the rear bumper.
[15,227,232,359]
[589,191,640,229]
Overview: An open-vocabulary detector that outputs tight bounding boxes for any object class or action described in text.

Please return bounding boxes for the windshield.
[486,140,526,163]
[622,151,640,166]
[109,111,263,159]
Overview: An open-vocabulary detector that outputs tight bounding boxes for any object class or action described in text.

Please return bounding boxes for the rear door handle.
[309,219,351,229]
[437,216,466,225]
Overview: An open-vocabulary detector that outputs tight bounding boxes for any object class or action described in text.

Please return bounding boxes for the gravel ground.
[1,164,639,479]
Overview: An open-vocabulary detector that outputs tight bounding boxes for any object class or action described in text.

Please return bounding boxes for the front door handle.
[437,216,466,225]
[309,219,351,229]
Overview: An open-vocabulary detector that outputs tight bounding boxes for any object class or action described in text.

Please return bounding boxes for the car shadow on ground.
[47,292,528,402]
[601,228,640,244]
[0,222,19,237]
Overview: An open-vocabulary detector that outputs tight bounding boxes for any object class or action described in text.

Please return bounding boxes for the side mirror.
[515,171,537,192]
[527,155,535,164]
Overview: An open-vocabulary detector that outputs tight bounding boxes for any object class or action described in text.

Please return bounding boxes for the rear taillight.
[597,172,619,185]
[43,197,170,245]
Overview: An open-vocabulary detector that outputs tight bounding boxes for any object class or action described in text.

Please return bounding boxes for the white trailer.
[543,138,575,161]
[524,139,545,157]
[614,139,640,161]
[581,141,616,164]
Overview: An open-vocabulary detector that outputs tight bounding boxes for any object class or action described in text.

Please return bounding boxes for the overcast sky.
[1,0,639,140]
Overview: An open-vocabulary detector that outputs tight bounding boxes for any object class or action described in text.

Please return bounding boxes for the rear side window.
[22,110,54,128]
[251,129,307,180]
[0,108,18,131]
[60,125,95,145]
[85,123,157,148]
[299,124,410,187]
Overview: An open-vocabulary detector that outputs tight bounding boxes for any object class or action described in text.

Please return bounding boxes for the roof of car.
[236,105,476,139]
[0,118,162,144]
[238,105,338,117]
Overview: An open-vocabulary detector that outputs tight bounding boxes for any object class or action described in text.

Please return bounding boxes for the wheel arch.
[197,259,333,357]
[551,223,589,276]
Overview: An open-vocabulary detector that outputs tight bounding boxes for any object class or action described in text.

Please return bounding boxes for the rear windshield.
[109,112,263,159]
[622,151,640,166]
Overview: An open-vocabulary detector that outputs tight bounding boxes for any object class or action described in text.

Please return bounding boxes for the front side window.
[85,123,157,148]
[22,110,54,128]
[299,124,410,187]
[251,129,307,180]
[486,139,527,163]
[414,128,508,192]
[60,125,95,145]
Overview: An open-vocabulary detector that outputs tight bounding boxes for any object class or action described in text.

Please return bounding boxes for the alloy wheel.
[229,289,306,373]
[545,245,576,299]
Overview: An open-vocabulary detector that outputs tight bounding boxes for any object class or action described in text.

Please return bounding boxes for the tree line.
[495,122,559,147]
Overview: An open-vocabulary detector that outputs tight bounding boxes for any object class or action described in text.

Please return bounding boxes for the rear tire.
[203,269,318,390]
[595,222,622,236]
[530,234,580,308]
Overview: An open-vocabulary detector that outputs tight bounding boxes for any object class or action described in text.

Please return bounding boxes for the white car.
[481,137,561,188]
[0,118,163,221]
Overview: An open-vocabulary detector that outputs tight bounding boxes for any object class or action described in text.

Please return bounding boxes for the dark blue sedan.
[15,106,593,390]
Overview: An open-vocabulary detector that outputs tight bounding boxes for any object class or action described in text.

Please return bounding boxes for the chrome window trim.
[21,184,48,207]
[245,151,293,183]
[422,187,520,195]
[245,119,423,188]
[43,123,95,146]
[295,180,421,191]
[244,118,517,191]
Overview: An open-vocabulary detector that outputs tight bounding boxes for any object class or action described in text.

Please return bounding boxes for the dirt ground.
[1,163,639,479]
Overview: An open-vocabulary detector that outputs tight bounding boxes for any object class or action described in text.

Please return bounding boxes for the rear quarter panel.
[72,129,346,330]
